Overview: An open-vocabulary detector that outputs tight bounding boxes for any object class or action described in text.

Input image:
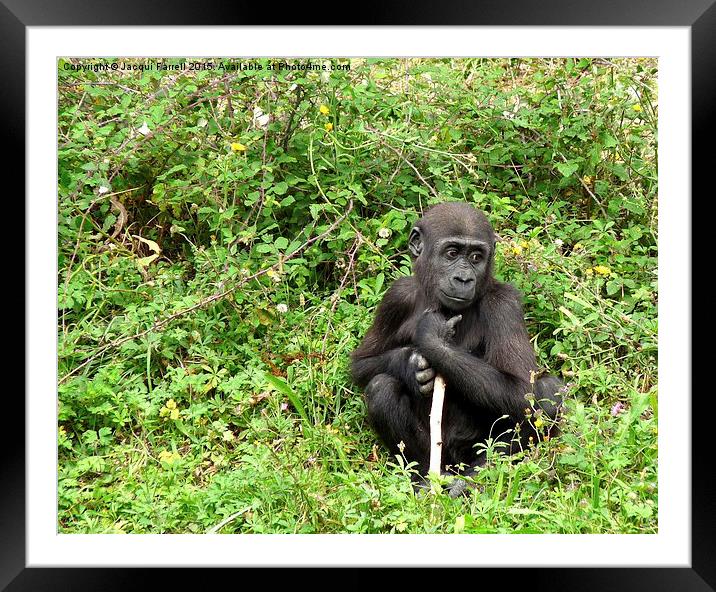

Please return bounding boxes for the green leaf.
[601,133,618,148]
[555,161,579,178]
[82,430,98,445]
[264,373,310,427]
[649,391,658,420]
[374,272,384,295]
[564,292,594,310]
[623,200,646,215]
[606,280,621,295]
[98,427,113,445]
[137,254,159,268]
[611,164,628,181]
[559,306,581,327]
[157,164,188,180]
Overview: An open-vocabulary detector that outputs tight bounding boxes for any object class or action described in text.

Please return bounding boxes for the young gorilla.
[351,202,562,494]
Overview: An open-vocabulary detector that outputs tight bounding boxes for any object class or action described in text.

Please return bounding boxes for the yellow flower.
[231,142,247,152]
[324,122,333,132]
[632,104,642,112]
[585,267,594,276]
[319,104,330,115]
[519,240,529,250]
[512,245,523,256]
[59,426,66,437]
[159,450,181,465]
[534,417,545,429]
[582,176,592,185]
[593,265,611,276]
[161,399,182,420]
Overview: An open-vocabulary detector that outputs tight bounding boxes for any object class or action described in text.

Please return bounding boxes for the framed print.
[10,0,710,588]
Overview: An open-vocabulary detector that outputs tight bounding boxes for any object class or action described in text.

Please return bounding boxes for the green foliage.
[57,57,657,534]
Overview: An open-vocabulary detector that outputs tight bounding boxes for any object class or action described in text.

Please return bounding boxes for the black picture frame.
[8,1,709,588]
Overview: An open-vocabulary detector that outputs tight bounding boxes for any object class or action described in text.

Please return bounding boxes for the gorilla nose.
[452,274,474,285]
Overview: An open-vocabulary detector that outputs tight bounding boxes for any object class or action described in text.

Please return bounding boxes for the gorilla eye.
[469,252,482,263]
[446,248,459,259]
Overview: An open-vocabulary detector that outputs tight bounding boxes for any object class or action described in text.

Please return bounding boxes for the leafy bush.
[58,57,657,533]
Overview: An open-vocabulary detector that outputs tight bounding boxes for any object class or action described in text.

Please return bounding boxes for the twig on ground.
[206,508,251,534]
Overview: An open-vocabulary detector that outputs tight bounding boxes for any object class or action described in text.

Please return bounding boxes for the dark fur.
[351,203,562,481]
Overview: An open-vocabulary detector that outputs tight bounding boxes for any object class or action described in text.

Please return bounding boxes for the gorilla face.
[408,203,495,312]
[433,236,491,310]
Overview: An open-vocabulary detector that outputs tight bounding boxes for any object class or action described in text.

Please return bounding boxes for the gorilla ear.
[408,227,423,258]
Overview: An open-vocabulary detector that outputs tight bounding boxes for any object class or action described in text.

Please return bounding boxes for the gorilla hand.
[415,311,462,349]
[408,351,436,397]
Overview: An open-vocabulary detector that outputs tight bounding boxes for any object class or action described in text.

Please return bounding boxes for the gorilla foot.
[446,477,478,498]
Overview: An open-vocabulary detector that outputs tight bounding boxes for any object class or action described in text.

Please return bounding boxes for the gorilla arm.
[350,277,420,390]
[415,287,538,418]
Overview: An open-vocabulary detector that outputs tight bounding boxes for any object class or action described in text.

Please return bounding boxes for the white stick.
[429,374,446,476]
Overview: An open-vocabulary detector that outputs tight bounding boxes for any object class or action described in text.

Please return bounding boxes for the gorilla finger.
[410,352,429,370]
[446,315,463,330]
[419,380,435,395]
[415,368,435,384]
